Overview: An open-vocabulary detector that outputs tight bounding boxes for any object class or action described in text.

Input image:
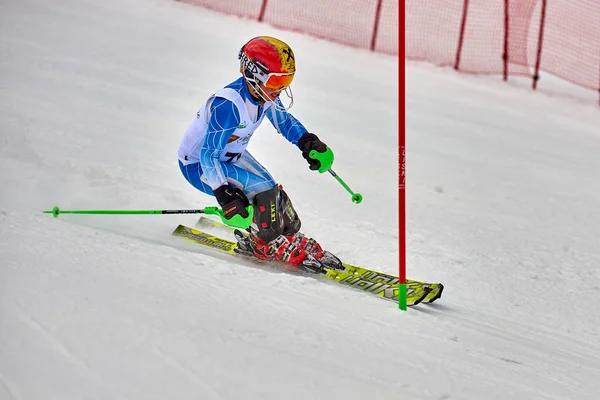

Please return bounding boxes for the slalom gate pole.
[399,7,408,311]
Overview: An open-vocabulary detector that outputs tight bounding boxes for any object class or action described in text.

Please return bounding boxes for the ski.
[194,216,443,304]
[172,223,443,306]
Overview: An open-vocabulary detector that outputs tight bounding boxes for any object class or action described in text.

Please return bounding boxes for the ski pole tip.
[352,193,363,204]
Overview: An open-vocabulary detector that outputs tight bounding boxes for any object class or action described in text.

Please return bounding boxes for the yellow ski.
[172,224,443,306]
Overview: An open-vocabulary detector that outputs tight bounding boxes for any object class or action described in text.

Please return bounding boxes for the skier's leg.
[178,151,276,198]
[273,186,324,259]
[180,156,321,266]
[249,184,329,265]
[233,151,302,237]
[234,153,324,264]
[229,151,277,199]
[251,185,284,242]
[249,184,307,264]
[178,160,214,195]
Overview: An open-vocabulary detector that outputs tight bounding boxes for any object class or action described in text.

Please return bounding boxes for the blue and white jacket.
[178,77,308,190]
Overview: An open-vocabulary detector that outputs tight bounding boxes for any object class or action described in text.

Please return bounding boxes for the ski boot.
[233,229,344,274]
[233,184,344,273]
[284,231,344,273]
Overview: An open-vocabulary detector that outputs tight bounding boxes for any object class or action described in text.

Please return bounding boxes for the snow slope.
[1,0,599,399]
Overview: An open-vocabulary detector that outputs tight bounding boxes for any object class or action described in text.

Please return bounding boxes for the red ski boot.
[233,228,344,273]
[284,232,324,260]
[249,230,308,266]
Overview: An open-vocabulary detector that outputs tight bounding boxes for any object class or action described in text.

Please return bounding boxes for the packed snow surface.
[1,0,599,399]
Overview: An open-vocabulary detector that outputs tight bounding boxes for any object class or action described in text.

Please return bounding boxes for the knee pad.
[252,186,285,243]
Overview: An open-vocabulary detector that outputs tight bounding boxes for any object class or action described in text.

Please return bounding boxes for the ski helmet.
[238,36,295,110]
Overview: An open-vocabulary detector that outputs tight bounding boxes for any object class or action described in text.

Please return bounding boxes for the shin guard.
[278,187,301,236]
[252,186,285,243]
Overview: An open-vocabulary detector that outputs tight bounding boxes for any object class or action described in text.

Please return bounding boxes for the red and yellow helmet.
[238,36,295,91]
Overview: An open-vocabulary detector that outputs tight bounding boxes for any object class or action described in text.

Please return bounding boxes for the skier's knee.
[252,186,285,242]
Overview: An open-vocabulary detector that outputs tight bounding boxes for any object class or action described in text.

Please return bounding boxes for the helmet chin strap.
[274,87,294,112]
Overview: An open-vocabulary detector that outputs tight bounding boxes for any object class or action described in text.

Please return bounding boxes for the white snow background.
[1,0,600,399]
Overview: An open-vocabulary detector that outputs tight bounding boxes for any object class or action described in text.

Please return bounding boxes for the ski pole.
[43,205,254,229]
[327,169,363,204]
[309,149,363,204]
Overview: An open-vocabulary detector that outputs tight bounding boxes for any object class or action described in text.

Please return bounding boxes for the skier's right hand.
[214,183,250,219]
[298,133,334,172]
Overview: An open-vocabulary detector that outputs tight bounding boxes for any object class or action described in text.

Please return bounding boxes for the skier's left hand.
[214,183,250,219]
[298,133,334,172]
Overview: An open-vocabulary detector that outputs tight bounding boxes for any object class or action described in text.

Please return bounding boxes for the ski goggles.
[263,72,294,90]
[239,51,295,90]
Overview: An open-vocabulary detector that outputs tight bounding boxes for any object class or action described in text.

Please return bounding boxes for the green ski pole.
[327,169,363,204]
[309,149,363,204]
[43,205,254,229]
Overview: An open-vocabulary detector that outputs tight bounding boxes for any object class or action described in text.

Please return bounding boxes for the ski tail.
[173,224,237,254]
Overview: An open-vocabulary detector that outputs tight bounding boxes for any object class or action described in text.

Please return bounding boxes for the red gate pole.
[371,0,384,51]
[533,0,547,90]
[455,0,470,70]
[399,0,407,311]
[258,0,268,22]
[503,0,509,81]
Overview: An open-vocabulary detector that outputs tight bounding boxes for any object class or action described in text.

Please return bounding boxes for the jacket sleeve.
[199,97,240,190]
[265,99,308,145]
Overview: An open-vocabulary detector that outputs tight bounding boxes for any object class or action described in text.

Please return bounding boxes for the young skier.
[177,36,337,270]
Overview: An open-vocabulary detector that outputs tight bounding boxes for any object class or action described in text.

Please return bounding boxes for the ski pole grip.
[309,148,334,174]
[205,206,254,229]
